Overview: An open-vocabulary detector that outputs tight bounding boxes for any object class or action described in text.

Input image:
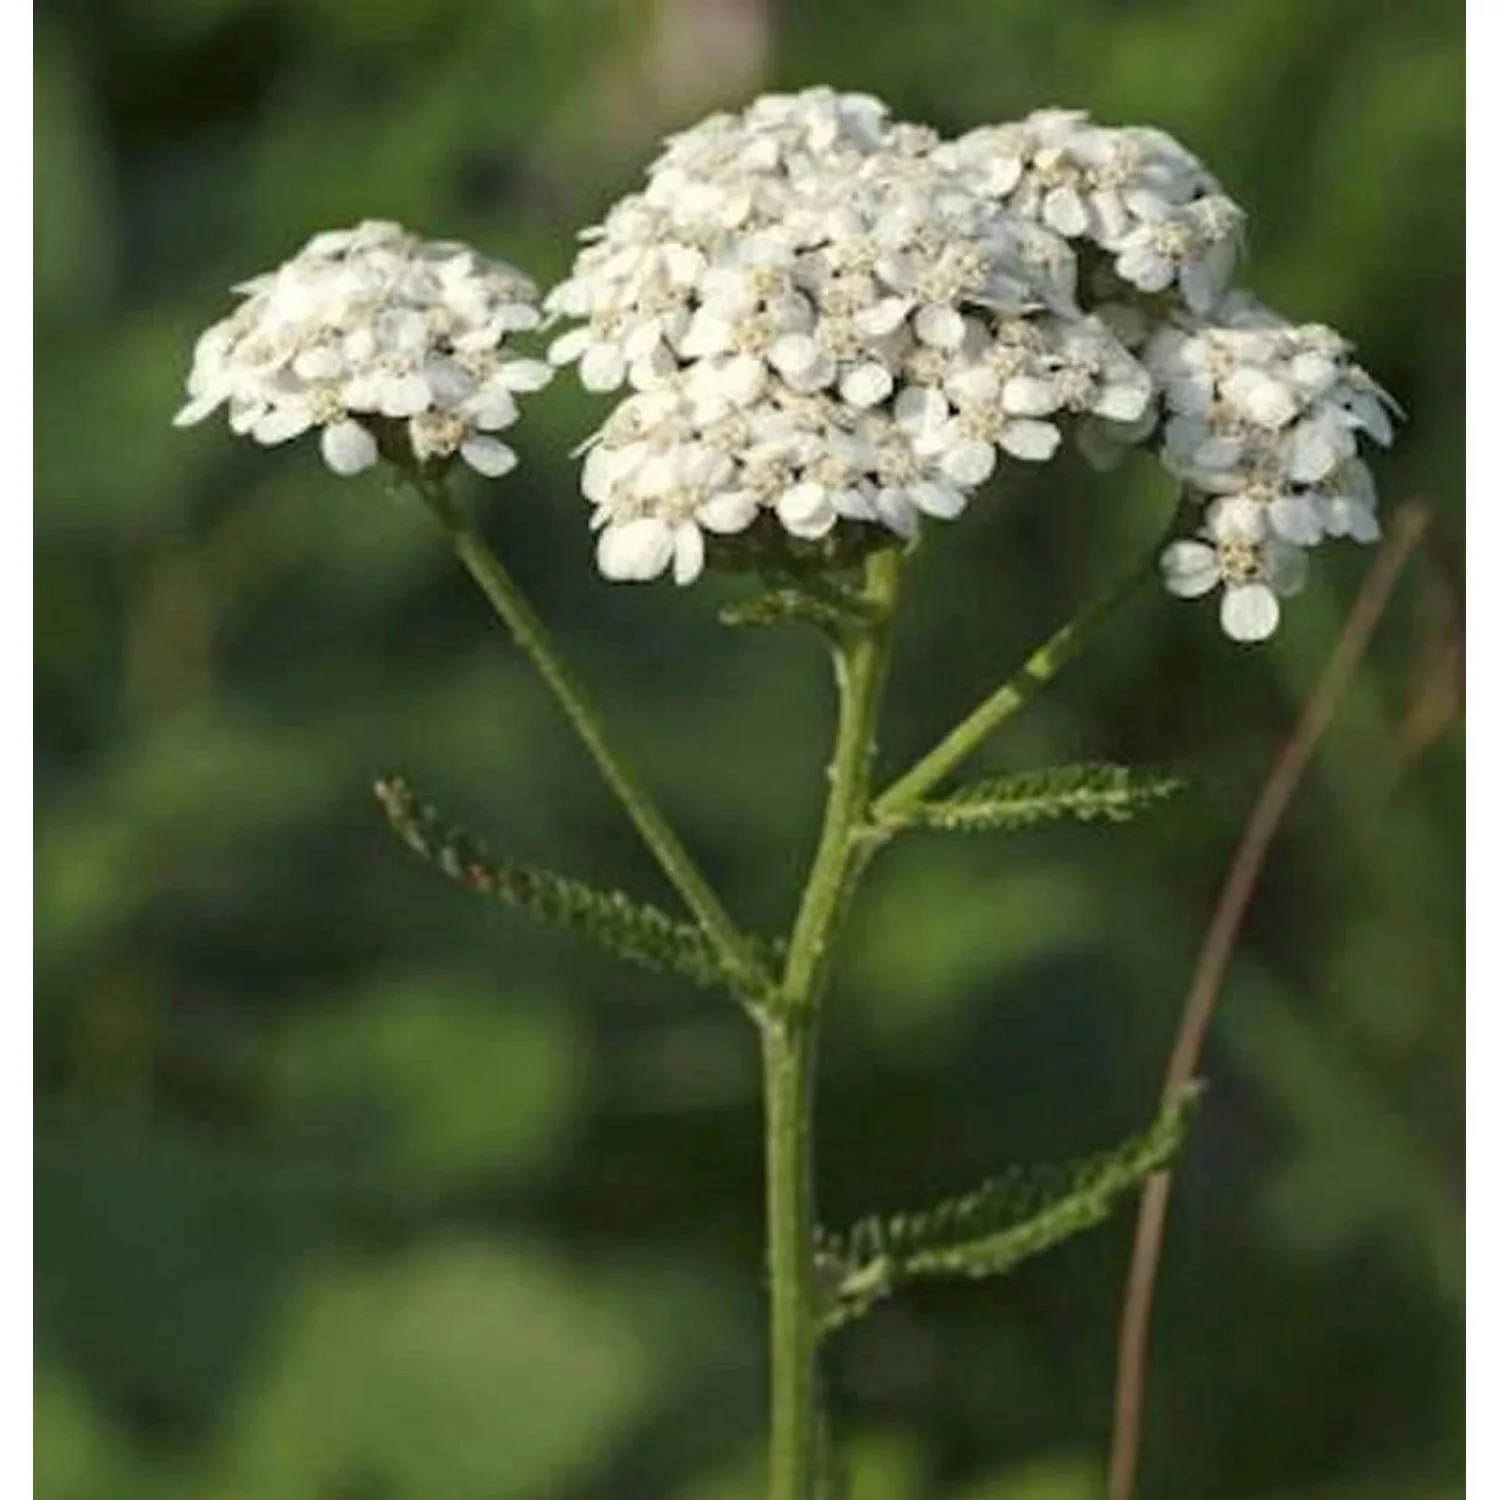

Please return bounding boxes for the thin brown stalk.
[1106,500,1434,1500]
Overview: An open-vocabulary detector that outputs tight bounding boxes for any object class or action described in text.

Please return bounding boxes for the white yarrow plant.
[172,85,1410,1500]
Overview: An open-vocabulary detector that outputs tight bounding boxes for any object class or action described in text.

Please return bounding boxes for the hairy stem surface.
[417,480,770,997]
[765,547,903,1500]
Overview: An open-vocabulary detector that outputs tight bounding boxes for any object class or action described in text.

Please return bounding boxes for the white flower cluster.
[935,108,1245,314]
[547,89,1153,586]
[1147,298,1399,640]
[547,89,1396,640]
[171,100,1398,646]
[174,220,552,479]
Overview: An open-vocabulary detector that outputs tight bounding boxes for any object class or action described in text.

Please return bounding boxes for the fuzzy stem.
[416,479,771,998]
[765,546,903,1500]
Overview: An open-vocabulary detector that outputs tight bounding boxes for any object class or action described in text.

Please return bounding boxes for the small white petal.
[293,345,343,380]
[997,419,1061,461]
[832,485,878,521]
[768,333,821,378]
[983,153,1025,195]
[1285,418,1348,483]
[380,373,431,417]
[777,482,837,538]
[1291,352,1340,393]
[908,480,967,520]
[1044,185,1089,237]
[1116,244,1175,293]
[1223,367,1299,430]
[494,302,542,332]
[718,353,769,405]
[1160,540,1220,599]
[1181,239,1237,314]
[628,343,677,391]
[854,297,912,338]
[893,386,949,433]
[598,517,674,581]
[873,486,920,539]
[1206,494,1267,544]
[425,358,476,406]
[319,419,378,475]
[939,438,997,487]
[1192,434,1245,471]
[622,322,665,364]
[839,363,894,408]
[913,305,966,350]
[465,386,520,430]
[1093,378,1152,423]
[672,523,705,585]
[579,342,627,392]
[1267,495,1323,546]
[697,491,760,534]
[678,310,735,359]
[460,435,518,477]
[1344,388,1396,445]
[548,327,593,366]
[1220,583,1280,642]
[172,390,224,427]
[253,406,315,444]
[1321,496,1381,544]
[497,359,553,392]
[1001,375,1062,417]
[228,399,266,435]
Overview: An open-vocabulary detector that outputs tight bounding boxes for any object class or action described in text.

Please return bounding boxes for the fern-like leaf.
[894,762,1188,834]
[816,1088,1200,1332]
[375,777,758,993]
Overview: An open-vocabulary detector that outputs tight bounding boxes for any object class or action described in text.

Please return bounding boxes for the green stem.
[763,1013,820,1500]
[765,546,904,1500]
[872,568,1143,824]
[416,480,770,998]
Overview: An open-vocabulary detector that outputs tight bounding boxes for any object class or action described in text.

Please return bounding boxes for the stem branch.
[873,569,1140,823]
[417,480,770,997]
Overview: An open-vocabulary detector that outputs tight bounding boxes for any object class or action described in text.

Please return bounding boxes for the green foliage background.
[35,1,1463,1496]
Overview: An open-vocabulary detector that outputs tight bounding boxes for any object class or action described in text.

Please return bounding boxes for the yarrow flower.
[1140,296,1399,639]
[174,219,552,479]
[934,108,1246,313]
[171,103,1401,648]
[546,88,1398,636]
[545,87,1157,586]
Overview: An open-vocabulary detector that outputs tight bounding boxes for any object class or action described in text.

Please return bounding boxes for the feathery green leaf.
[890,761,1188,834]
[816,1088,1200,1332]
[375,777,767,995]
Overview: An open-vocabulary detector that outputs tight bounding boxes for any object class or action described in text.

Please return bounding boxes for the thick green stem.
[763,1013,820,1500]
[417,481,770,998]
[872,569,1142,823]
[765,547,903,1500]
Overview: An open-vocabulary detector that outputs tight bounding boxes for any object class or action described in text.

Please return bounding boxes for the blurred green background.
[34,1,1464,1497]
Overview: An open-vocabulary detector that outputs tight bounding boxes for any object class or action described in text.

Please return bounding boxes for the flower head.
[174,219,552,479]
[937,110,1245,310]
[1138,299,1397,637]
[547,88,1160,584]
